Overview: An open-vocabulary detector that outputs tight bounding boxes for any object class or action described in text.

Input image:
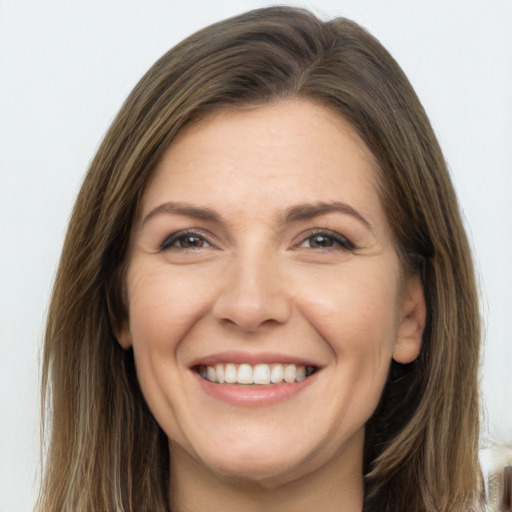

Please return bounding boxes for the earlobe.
[393,274,426,364]
[117,327,133,350]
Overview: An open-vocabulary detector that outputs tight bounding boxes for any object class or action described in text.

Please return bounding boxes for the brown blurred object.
[500,465,512,512]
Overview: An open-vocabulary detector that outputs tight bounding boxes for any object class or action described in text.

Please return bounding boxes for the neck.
[168,430,365,512]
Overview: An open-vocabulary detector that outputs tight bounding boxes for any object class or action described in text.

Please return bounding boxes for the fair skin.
[119,100,426,512]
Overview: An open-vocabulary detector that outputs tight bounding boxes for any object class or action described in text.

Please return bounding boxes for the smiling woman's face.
[119,100,424,490]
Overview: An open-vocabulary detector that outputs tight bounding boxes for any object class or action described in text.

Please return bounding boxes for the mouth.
[194,363,318,385]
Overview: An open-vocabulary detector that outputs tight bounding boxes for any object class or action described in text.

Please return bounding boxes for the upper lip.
[189,351,322,368]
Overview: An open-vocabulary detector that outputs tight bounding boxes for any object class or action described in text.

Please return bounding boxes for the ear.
[117,325,133,350]
[393,274,426,364]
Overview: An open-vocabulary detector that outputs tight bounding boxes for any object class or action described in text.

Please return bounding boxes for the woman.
[37,6,483,512]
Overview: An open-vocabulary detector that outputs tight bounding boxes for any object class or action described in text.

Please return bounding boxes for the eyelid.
[159,228,217,251]
[295,228,355,251]
[158,227,354,252]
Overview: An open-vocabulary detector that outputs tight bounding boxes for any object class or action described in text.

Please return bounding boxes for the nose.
[212,251,292,332]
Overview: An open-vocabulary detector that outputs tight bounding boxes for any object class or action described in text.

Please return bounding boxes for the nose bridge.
[212,241,291,331]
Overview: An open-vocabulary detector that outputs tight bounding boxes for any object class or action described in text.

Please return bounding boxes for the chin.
[182,423,364,491]
[203,451,316,489]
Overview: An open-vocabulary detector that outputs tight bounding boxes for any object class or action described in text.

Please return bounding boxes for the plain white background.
[1,1,511,510]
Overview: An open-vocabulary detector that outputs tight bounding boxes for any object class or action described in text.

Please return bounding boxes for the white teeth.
[206,366,217,382]
[199,363,314,385]
[253,364,271,385]
[237,364,253,384]
[225,363,237,383]
[284,364,296,383]
[270,364,284,383]
[215,363,225,384]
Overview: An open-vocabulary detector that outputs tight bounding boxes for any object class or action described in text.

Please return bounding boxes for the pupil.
[182,236,202,247]
[312,235,333,247]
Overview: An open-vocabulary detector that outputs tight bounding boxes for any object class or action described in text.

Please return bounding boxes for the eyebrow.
[283,201,372,231]
[142,200,372,231]
[142,202,221,225]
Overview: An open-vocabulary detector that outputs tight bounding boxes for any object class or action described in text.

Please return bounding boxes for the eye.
[299,230,354,251]
[160,230,214,251]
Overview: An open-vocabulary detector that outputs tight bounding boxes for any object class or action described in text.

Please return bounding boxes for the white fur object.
[480,440,512,511]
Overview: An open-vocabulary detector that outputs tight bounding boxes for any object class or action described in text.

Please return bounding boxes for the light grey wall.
[1,1,511,510]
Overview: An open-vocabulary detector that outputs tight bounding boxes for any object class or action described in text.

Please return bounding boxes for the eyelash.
[297,229,355,251]
[160,230,215,252]
[160,228,354,253]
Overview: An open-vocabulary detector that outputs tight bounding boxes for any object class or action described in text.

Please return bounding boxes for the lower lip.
[194,371,317,407]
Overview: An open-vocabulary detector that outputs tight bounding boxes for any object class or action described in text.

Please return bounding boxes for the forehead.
[142,100,382,217]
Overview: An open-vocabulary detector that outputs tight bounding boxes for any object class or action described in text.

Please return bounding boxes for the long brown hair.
[37,7,483,511]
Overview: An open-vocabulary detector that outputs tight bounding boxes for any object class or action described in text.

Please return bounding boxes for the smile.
[197,363,317,385]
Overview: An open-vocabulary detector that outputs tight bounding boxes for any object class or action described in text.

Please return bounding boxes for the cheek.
[299,262,400,350]
[126,262,211,350]
[297,262,399,415]
[124,263,216,411]
[123,263,212,433]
